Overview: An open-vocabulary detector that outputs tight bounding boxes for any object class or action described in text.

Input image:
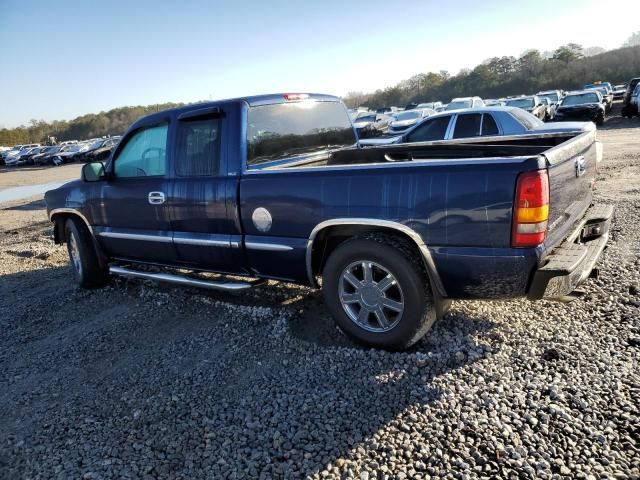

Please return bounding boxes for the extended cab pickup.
[45,93,612,350]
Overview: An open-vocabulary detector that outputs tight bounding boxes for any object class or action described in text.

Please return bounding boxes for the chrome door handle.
[148,191,165,205]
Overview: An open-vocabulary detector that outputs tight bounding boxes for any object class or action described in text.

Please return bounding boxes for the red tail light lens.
[512,170,549,247]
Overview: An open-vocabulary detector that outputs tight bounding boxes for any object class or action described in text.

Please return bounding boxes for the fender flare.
[305,218,446,297]
[49,208,107,268]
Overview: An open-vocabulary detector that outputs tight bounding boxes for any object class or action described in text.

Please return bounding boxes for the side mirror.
[82,161,106,182]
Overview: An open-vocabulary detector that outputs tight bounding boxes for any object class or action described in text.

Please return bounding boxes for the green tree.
[623,31,640,48]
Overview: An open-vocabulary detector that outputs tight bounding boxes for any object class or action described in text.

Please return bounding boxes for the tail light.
[512,170,549,247]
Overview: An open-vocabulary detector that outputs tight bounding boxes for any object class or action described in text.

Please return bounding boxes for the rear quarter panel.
[240,156,544,290]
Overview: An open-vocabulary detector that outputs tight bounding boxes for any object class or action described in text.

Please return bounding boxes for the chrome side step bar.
[109,266,254,291]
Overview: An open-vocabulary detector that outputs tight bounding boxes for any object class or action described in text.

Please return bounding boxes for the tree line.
[344,43,640,110]
[0,103,182,146]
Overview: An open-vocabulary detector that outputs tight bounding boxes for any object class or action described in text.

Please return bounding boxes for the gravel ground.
[0,113,639,479]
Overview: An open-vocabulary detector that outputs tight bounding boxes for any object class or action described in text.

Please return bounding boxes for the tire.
[64,218,108,288]
[596,114,604,127]
[322,234,437,350]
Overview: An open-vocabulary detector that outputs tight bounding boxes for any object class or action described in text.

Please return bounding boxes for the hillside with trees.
[344,43,640,110]
[0,103,182,146]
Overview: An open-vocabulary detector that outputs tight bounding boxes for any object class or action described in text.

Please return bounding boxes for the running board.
[109,266,254,291]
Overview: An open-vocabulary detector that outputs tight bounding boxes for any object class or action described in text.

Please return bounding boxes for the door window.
[113,124,168,178]
[453,114,481,139]
[481,114,499,136]
[175,117,221,176]
[405,116,450,142]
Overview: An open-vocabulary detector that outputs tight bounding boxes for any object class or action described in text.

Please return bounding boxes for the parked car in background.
[536,90,563,107]
[484,99,506,107]
[387,108,435,135]
[416,101,443,110]
[622,77,640,117]
[32,145,63,165]
[539,97,556,121]
[504,96,547,120]
[376,107,401,115]
[74,139,108,162]
[353,113,393,138]
[553,90,606,126]
[361,107,593,146]
[584,83,613,112]
[83,137,120,162]
[445,97,484,110]
[613,84,627,100]
[5,146,41,166]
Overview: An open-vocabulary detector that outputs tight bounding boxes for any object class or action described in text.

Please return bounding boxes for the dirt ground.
[1,110,639,479]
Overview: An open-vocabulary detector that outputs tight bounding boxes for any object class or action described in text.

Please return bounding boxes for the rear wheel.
[322,234,437,350]
[64,218,108,288]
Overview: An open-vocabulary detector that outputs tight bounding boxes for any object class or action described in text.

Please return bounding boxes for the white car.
[387,108,435,134]
[445,96,484,110]
[5,146,40,166]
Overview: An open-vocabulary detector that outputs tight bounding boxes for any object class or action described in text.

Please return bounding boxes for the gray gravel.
[1,118,639,479]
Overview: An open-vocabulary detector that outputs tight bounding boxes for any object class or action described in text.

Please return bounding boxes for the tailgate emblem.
[574,156,586,177]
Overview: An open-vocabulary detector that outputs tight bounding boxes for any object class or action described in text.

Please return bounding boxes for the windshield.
[446,100,471,110]
[355,115,376,123]
[246,100,356,167]
[89,140,104,149]
[510,109,544,129]
[562,93,600,106]
[395,111,421,121]
[506,98,535,109]
[539,92,559,102]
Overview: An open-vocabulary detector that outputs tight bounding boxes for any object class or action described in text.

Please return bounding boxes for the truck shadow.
[1,265,499,478]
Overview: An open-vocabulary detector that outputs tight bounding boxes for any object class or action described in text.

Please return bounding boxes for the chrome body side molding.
[245,242,293,252]
[98,231,173,243]
[305,218,446,297]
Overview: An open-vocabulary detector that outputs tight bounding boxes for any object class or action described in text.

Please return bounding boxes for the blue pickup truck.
[45,93,612,350]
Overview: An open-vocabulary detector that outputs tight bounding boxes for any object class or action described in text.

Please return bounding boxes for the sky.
[0,0,638,128]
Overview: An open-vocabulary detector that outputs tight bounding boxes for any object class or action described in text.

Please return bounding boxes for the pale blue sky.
[0,0,637,128]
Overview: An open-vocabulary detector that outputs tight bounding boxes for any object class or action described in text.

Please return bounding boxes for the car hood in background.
[390,119,418,128]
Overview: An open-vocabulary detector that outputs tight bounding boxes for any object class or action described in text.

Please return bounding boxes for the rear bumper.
[527,204,613,300]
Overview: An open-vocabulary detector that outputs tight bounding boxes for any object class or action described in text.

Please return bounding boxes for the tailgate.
[542,129,599,252]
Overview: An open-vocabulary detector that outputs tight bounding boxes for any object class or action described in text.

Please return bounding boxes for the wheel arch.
[306,219,446,297]
[49,209,108,269]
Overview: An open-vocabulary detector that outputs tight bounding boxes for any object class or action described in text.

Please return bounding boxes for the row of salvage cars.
[351,79,639,140]
[1,136,120,167]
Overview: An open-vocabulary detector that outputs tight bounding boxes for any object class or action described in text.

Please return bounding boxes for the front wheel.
[322,234,437,350]
[65,218,108,288]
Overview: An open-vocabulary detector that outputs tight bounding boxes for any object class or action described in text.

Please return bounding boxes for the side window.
[481,114,499,136]
[176,117,221,176]
[114,124,168,178]
[405,116,450,142]
[452,114,481,139]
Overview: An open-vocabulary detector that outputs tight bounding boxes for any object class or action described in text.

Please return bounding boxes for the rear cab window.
[175,116,221,176]
[246,100,356,169]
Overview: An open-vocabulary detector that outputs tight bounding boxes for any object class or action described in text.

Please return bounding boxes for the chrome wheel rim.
[69,232,82,275]
[339,260,404,333]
